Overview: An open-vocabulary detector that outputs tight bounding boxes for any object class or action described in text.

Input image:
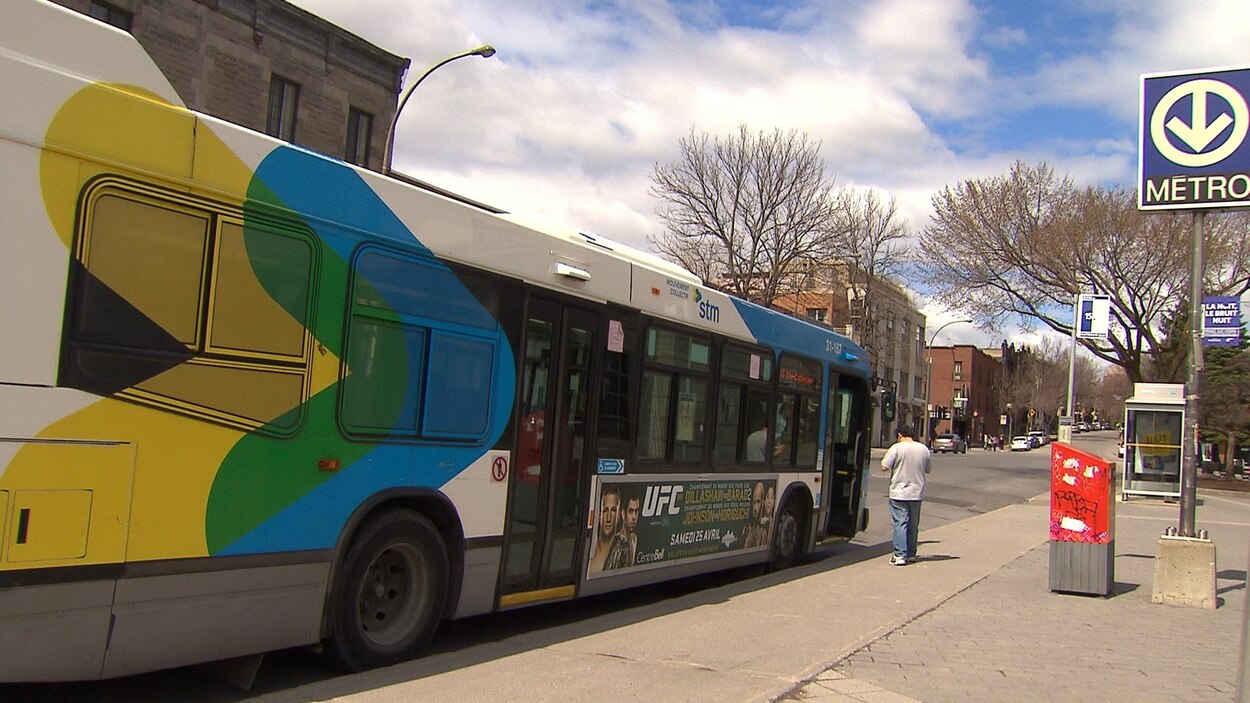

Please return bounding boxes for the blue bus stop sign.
[1139,66,1250,210]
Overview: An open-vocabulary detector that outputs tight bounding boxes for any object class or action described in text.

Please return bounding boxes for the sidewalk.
[256,488,1249,703]
[783,490,1250,703]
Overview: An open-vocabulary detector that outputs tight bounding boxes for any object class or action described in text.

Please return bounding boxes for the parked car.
[1027,431,1048,447]
[1010,436,1032,451]
[933,433,967,454]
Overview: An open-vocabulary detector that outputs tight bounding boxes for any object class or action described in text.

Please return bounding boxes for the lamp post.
[923,318,972,444]
[382,44,496,173]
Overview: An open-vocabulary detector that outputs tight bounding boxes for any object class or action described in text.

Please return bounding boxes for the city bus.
[0,0,872,682]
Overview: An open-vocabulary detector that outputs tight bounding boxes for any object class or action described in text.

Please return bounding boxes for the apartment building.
[53,0,409,172]
[927,345,1003,446]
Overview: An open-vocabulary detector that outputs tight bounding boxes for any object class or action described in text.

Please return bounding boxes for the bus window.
[636,326,711,466]
[778,354,822,470]
[637,370,672,460]
[64,184,313,433]
[595,318,634,462]
[712,381,743,463]
[673,377,708,461]
[716,345,773,467]
[794,395,821,468]
[743,390,771,463]
[341,247,499,442]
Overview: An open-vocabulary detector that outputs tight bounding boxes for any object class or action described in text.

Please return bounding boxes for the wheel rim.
[775,508,798,559]
[355,542,430,647]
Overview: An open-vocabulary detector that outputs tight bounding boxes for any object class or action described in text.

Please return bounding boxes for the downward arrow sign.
[1166,86,1233,152]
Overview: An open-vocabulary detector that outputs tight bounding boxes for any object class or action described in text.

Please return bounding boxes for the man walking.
[881,425,931,565]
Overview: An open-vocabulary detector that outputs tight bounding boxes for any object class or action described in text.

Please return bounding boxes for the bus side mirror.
[880,391,896,422]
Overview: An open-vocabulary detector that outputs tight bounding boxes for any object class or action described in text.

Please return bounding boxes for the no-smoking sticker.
[491,456,508,482]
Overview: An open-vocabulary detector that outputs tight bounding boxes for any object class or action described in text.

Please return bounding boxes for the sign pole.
[1180,211,1204,537]
[1064,297,1077,443]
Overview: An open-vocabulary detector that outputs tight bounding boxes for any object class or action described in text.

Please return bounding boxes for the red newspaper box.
[1049,442,1114,595]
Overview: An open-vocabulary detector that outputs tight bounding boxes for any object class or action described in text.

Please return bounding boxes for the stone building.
[52,0,409,172]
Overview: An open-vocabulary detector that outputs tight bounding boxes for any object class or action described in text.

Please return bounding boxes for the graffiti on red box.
[1049,443,1113,543]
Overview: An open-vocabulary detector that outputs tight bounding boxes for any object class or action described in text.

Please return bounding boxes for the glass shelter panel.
[1122,407,1183,499]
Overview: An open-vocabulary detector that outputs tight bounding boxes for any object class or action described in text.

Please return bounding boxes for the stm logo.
[642,484,683,517]
[695,289,720,323]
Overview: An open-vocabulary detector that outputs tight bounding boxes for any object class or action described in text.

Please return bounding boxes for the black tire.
[769,496,808,571]
[324,509,448,672]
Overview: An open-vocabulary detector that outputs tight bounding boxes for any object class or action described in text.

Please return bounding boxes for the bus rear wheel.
[325,509,448,672]
[769,497,807,571]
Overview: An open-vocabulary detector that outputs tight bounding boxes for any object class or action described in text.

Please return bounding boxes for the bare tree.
[1095,365,1133,424]
[832,190,912,362]
[996,337,1102,433]
[648,125,842,306]
[918,161,1250,384]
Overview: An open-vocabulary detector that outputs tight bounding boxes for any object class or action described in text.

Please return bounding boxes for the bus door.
[499,297,599,604]
[824,372,868,538]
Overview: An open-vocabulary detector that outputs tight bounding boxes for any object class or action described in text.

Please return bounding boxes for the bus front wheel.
[769,497,808,571]
[325,509,448,672]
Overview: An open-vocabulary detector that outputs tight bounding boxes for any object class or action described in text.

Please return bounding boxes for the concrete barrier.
[1150,535,1217,609]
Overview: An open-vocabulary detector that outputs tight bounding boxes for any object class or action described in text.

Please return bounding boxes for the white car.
[1027,430,1049,446]
[1010,436,1032,451]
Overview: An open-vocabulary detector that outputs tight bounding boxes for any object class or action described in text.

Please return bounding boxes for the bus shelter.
[1121,383,1184,500]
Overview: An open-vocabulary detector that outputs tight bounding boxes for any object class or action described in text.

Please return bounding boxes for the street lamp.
[382,44,496,173]
[923,318,972,443]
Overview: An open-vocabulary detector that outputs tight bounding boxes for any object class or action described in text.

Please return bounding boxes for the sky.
[287,0,1250,349]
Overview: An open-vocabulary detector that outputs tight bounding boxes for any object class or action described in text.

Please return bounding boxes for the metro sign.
[1139,66,1250,210]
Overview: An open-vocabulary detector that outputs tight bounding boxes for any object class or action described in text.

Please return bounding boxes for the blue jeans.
[889,499,922,560]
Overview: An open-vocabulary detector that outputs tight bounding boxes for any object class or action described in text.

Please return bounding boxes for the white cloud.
[289,0,992,249]
[286,0,1245,336]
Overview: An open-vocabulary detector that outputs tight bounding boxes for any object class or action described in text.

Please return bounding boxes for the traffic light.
[880,390,896,422]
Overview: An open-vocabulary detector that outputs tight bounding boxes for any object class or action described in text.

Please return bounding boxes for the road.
[3,434,1114,703]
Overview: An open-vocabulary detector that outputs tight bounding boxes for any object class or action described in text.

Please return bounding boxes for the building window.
[266,75,300,141]
[805,307,827,323]
[346,107,372,167]
[89,1,132,30]
[953,361,963,380]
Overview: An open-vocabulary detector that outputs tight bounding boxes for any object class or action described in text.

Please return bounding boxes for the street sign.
[1077,294,1111,340]
[1202,295,1244,347]
[1139,66,1250,210]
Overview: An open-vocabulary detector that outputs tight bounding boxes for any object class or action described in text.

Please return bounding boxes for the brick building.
[926,345,1003,447]
[53,0,409,172]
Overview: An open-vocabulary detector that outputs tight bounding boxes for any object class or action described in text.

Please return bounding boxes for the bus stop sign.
[1139,66,1250,210]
